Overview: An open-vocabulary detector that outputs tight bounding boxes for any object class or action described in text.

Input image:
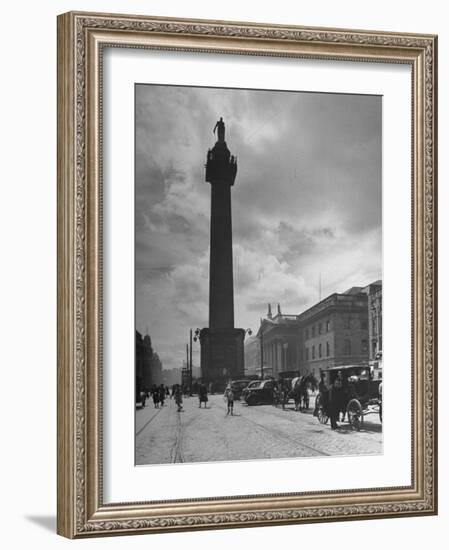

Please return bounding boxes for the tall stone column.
[199,118,245,390]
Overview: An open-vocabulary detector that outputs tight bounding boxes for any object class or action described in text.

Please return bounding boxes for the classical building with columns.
[254,304,301,379]
[249,282,381,379]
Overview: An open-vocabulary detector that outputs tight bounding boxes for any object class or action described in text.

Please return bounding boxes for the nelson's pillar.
[199,118,245,390]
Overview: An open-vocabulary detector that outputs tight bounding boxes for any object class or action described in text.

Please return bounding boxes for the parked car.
[244,379,277,406]
[241,380,262,402]
[229,379,253,400]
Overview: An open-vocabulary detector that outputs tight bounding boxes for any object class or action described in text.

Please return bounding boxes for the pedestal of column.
[199,328,245,392]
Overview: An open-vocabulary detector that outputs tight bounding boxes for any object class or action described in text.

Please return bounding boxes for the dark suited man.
[329,371,344,430]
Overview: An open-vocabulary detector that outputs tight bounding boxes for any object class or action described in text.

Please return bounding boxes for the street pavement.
[135,393,382,465]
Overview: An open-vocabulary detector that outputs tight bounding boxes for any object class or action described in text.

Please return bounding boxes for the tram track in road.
[242,401,382,447]
[170,407,184,463]
[135,406,164,438]
[215,397,330,457]
[237,408,331,457]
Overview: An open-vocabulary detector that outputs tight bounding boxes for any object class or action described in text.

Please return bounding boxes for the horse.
[291,373,318,411]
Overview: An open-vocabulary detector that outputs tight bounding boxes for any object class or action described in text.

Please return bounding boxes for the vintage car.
[229,379,254,400]
[315,364,382,429]
[241,380,262,402]
[243,379,277,406]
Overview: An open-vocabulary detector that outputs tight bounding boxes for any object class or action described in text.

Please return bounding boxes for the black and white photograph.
[135,84,383,465]
[1,0,442,544]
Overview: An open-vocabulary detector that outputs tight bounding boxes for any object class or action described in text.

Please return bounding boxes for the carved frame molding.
[57,11,437,538]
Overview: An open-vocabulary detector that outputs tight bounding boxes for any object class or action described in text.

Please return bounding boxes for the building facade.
[149,351,163,385]
[243,335,261,378]
[364,280,382,360]
[249,283,381,379]
[297,289,370,375]
[255,304,301,379]
[135,331,163,397]
[136,331,153,395]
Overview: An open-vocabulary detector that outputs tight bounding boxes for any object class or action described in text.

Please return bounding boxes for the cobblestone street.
[136,394,382,465]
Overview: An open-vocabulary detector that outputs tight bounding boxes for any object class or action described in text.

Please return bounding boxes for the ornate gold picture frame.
[57,11,437,538]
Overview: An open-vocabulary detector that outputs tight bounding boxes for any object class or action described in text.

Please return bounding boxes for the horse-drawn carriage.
[315,364,382,430]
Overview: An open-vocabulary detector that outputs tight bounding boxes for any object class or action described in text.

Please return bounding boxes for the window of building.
[326,341,330,356]
[312,326,315,337]
[361,319,368,330]
[344,339,351,355]
[312,346,315,359]
[326,319,330,332]
[361,339,368,353]
[305,328,309,340]
[318,343,322,358]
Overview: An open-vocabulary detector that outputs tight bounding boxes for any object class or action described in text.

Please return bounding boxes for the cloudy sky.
[135,84,382,370]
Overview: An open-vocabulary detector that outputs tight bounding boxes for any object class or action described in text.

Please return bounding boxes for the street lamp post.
[185,344,188,371]
[189,328,193,393]
[244,323,265,380]
[282,342,288,373]
[242,328,253,380]
[193,328,202,382]
[253,319,266,380]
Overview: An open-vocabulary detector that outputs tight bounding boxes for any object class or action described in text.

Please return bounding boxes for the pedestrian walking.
[174,384,183,412]
[279,384,288,410]
[272,385,279,407]
[224,385,235,415]
[314,371,329,417]
[152,385,160,408]
[159,384,165,407]
[198,383,208,408]
[329,371,344,430]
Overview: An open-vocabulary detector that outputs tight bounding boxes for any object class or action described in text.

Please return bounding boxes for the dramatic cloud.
[135,84,382,370]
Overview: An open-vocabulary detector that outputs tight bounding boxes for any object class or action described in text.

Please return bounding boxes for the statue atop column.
[213,117,225,143]
[206,117,237,186]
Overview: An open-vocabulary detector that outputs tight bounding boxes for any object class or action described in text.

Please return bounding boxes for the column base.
[199,328,245,392]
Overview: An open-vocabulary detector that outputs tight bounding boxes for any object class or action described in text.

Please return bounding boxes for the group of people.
[179,382,236,416]
[148,383,191,410]
[147,381,237,416]
[149,384,170,408]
